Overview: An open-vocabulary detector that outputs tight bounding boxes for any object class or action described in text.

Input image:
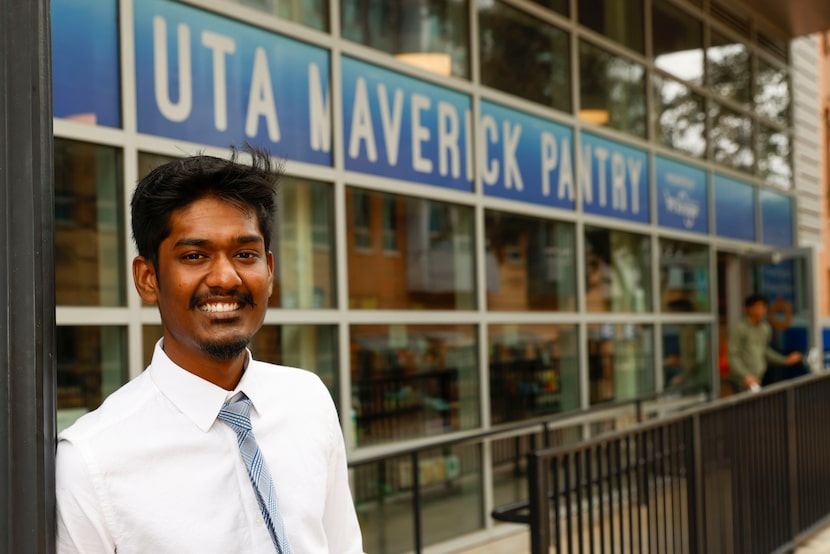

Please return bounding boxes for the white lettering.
[558,139,574,201]
[627,158,643,214]
[245,47,280,141]
[480,115,499,186]
[541,132,558,197]
[411,93,432,174]
[153,17,192,122]
[595,147,609,207]
[437,102,460,178]
[377,84,404,166]
[201,30,235,132]
[611,152,627,211]
[308,63,330,152]
[464,110,473,182]
[348,78,377,161]
[580,143,593,205]
[664,190,700,228]
[503,121,523,191]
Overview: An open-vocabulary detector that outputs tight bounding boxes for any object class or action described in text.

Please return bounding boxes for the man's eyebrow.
[172,235,264,248]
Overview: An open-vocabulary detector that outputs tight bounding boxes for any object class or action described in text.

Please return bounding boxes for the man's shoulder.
[58,371,156,445]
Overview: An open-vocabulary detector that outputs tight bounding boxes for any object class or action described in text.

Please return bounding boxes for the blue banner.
[655,156,707,234]
[134,0,331,166]
[479,101,574,209]
[760,190,794,247]
[714,174,755,241]
[341,57,473,192]
[580,133,649,223]
[52,0,121,127]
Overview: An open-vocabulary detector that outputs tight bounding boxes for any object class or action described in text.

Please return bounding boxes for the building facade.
[52,0,823,550]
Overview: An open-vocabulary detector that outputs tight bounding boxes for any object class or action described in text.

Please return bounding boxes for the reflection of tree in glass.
[653,75,705,157]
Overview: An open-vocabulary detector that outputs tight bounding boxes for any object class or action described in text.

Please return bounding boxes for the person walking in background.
[728,293,803,392]
[56,147,365,553]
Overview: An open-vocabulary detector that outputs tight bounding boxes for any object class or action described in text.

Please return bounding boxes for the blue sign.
[760,190,794,247]
[479,101,574,209]
[714,174,755,241]
[52,0,121,127]
[341,57,473,192]
[655,156,707,234]
[580,133,649,223]
[134,0,332,166]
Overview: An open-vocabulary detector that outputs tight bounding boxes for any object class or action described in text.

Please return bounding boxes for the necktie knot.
[217,395,253,434]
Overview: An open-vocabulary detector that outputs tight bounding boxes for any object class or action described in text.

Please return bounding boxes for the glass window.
[55,139,125,306]
[585,227,652,313]
[710,101,753,172]
[659,238,709,312]
[758,125,792,189]
[652,0,703,84]
[578,40,646,137]
[52,0,121,127]
[662,323,711,394]
[755,58,790,125]
[578,0,644,53]
[341,0,469,78]
[488,324,579,425]
[708,29,751,107]
[347,187,475,310]
[479,0,571,113]
[381,195,399,252]
[528,0,569,16]
[484,210,576,311]
[57,326,127,431]
[273,178,336,309]
[350,324,479,446]
[652,74,705,157]
[588,323,654,404]
[354,443,482,552]
[227,0,328,30]
[138,152,178,181]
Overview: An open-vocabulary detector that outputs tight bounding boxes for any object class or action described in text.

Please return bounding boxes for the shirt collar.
[148,339,268,432]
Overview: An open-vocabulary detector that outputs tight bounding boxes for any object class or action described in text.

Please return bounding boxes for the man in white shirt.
[56,147,365,553]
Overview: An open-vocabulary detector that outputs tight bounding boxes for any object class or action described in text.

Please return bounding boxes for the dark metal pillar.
[0,0,56,552]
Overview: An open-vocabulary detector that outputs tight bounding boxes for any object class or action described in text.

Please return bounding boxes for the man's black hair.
[131,145,281,271]
[744,293,768,308]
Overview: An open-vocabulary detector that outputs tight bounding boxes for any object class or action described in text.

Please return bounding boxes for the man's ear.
[133,256,159,304]
[266,251,274,298]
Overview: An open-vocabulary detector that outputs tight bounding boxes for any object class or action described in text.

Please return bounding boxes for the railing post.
[687,413,704,554]
[527,452,550,554]
[787,386,800,541]
[411,451,422,553]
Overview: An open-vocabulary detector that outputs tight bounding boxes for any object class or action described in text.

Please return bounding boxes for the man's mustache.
[189,290,255,310]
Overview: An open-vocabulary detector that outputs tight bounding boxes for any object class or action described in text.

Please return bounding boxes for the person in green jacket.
[728,293,803,391]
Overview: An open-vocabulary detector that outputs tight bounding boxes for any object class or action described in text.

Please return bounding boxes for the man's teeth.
[200,302,240,313]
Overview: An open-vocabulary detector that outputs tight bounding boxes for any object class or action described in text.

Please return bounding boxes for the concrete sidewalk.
[796,522,830,553]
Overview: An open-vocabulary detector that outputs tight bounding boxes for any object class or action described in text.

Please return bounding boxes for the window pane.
[341,0,468,78]
[663,323,711,393]
[659,238,709,312]
[52,0,121,127]
[708,29,751,107]
[758,125,792,189]
[528,0,569,16]
[272,178,336,309]
[652,74,705,156]
[479,0,571,113]
[484,210,576,311]
[351,324,479,446]
[588,323,654,404]
[225,0,328,30]
[585,227,652,313]
[710,102,753,172]
[355,443,482,551]
[489,324,579,425]
[57,326,127,431]
[756,58,790,125]
[347,187,475,310]
[579,40,646,137]
[652,0,703,84]
[55,139,125,306]
[578,0,644,53]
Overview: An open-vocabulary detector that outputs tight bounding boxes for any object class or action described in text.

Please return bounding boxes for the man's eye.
[182,253,204,261]
[236,252,259,259]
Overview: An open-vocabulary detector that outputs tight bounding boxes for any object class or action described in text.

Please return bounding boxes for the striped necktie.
[218,395,292,554]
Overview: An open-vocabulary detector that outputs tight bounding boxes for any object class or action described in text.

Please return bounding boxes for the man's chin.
[199,337,250,361]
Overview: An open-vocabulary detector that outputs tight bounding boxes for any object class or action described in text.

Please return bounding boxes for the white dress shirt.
[56,341,365,553]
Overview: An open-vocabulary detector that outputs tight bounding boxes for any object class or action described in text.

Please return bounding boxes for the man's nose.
[206,255,243,289]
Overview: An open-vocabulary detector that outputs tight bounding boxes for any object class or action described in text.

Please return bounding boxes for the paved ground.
[795,523,830,553]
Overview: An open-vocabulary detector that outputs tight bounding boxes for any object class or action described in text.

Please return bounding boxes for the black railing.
[348,383,708,553]
[520,372,830,554]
